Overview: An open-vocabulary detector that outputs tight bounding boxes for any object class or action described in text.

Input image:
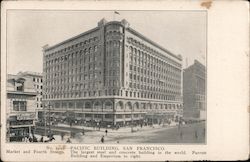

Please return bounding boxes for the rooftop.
[43,18,182,60]
[18,71,43,77]
[184,59,206,71]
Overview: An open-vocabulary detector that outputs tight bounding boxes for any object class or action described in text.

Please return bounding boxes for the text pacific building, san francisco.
[42,19,183,127]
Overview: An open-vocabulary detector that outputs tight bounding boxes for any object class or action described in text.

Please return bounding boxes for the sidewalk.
[34,125,174,144]
[56,122,178,133]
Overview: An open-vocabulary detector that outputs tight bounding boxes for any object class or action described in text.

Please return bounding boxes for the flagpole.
[186,57,188,68]
[113,11,120,21]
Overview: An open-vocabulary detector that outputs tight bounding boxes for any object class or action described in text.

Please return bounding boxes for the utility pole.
[131,107,133,133]
[44,104,46,136]
[44,103,51,137]
[48,104,51,135]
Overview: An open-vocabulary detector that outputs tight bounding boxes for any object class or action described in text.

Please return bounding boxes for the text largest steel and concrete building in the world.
[42,19,183,127]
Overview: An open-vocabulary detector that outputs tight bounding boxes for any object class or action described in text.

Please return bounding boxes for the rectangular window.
[85,114,92,118]
[125,114,131,118]
[116,114,123,119]
[105,114,113,118]
[13,101,19,111]
[13,101,27,111]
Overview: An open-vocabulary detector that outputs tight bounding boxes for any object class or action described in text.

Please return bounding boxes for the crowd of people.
[22,133,56,143]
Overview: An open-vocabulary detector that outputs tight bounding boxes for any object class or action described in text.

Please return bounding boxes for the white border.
[1,0,249,161]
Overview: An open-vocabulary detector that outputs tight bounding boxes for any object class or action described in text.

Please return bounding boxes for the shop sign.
[17,113,35,120]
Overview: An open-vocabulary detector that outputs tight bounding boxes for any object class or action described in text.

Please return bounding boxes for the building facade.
[18,71,43,120]
[183,60,206,120]
[7,74,37,142]
[43,19,183,127]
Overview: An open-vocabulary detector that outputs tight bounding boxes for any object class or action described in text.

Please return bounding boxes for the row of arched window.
[43,86,180,102]
[50,100,182,111]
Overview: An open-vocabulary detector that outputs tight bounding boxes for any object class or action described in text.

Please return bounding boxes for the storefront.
[8,113,35,142]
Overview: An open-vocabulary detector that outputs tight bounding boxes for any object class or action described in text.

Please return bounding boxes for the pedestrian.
[29,137,33,142]
[25,136,29,142]
[180,130,183,140]
[40,136,44,142]
[82,128,85,135]
[101,136,104,143]
[61,132,64,141]
[50,135,55,141]
[66,138,71,143]
[195,130,198,140]
[33,135,38,142]
[105,129,108,136]
[97,122,99,130]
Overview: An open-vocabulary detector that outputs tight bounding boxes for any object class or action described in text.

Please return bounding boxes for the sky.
[7,10,206,74]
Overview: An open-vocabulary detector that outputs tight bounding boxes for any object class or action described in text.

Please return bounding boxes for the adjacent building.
[7,74,37,142]
[183,60,206,120]
[18,71,43,120]
[42,18,183,127]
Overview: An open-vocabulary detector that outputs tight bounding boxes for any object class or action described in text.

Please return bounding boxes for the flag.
[114,11,120,15]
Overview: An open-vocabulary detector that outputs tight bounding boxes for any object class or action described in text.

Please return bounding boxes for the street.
[142,122,205,143]
[34,121,205,144]
[104,121,205,144]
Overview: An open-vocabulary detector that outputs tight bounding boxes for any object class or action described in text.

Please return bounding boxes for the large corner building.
[42,19,183,127]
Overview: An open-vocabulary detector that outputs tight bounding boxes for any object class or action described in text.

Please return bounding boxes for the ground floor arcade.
[39,97,183,128]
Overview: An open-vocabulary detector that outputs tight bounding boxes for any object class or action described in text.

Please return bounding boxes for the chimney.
[98,18,107,27]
